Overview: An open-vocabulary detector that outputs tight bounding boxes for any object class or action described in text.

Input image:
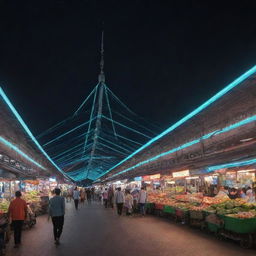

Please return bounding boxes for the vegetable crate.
[189,210,204,220]
[163,205,175,214]
[207,222,221,233]
[145,203,155,214]
[189,210,205,228]
[163,205,176,219]
[218,216,256,248]
[204,213,223,234]
[223,216,256,234]
[175,208,189,223]
[154,204,164,217]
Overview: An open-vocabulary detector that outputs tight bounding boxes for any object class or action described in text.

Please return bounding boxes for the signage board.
[172,170,190,178]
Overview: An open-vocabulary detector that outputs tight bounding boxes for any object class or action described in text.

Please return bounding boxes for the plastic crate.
[145,203,154,209]
[223,216,256,234]
[207,222,220,233]
[155,203,164,210]
[163,205,175,214]
[175,208,189,217]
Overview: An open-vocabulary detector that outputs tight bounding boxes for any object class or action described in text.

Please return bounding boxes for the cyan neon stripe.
[102,115,152,139]
[97,142,128,156]
[100,65,256,178]
[207,158,256,172]
[0,136,46,169]
[52,142,85,159]
[106,114,256,179]
[104,85,117,137]
[98,136,132,153]
[83,84,99,154]
[116,134,143,146]
[43,117,97,147]
[73,85,97,116]
[0,87,69,178]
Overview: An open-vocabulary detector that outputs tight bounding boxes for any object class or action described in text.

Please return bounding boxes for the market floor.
[6,202,256,256]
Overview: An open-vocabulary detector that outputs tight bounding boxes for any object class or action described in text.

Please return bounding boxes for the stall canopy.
[0,87,68,180]
[98,65,256,181]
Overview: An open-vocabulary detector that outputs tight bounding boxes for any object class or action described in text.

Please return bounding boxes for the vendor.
[228,188,238,199]
[246,187,255,203]
[215,186,229,199]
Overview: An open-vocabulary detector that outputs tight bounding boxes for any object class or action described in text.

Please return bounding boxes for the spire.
[98,31,105,83]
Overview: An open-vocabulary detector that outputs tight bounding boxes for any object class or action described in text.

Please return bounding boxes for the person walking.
[8,191,27,248]
[115,188,125,216]
[124,190,133,216]
[86,189,92,204]
[108,186,114,208]
[103,188,108,208]
[67,189,72,202]
[73,187,80,210]
[80,189,86,207]
[49,188,65,245]
[138,187,147,216]
[131,189,139,214]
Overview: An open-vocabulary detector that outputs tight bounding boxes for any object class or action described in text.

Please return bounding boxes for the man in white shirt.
[115,188,125,216]
[138,187,147,216]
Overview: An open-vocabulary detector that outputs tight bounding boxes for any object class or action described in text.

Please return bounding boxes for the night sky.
[0,1,256,136]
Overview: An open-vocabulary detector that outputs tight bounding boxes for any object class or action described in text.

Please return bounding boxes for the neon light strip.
[101,65,256,177]
[52,142,84,159]
[106,114,256,179]
[102,115,152,139]
[83,85,98,154]
[54,147,85,161]
[62,155,114,168]
[106,86,136,115]
[46,130,94,152]
[113,110,157,135]
[56,143,93,163]
[207,158,256,172]
[116,134,143,146]
[73,85,97,116]
[0,136,46,169]
[104,85,117,137]
[97,142,128,156]
[98,136,132,153]
[37,116,72,139]
[0,87,68,177]
[43,116,97,147]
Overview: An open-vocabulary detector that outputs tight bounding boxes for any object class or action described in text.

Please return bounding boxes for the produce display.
[0,199,10,214]
[147,192,230,211]
[22,191,40,203]
[205,198,256,217]
[22,191,49,215]
[147,191,256,221]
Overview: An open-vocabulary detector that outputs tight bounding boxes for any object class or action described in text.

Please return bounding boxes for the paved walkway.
[6,202,256,256]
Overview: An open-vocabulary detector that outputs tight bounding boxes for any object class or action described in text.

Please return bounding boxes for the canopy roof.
[100,66,256,181]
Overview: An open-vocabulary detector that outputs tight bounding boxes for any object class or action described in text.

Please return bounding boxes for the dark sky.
[0,0,256,135]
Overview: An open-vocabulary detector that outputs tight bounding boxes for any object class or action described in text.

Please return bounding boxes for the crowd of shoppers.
[100,186,148,217]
